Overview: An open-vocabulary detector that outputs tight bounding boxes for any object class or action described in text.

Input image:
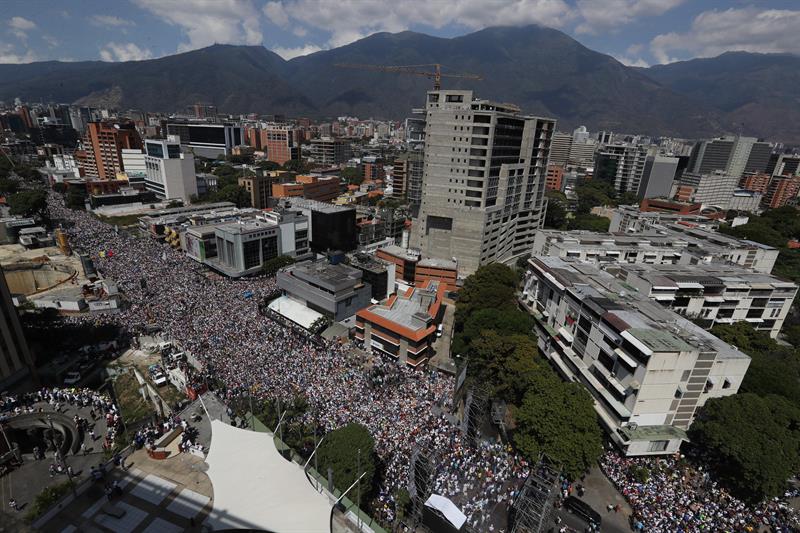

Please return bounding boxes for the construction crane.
[334,63,481,91]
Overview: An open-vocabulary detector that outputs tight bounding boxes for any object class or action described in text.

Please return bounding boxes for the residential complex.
[521,256,750,456]
[79,121,142,180]
[413,89,555,275]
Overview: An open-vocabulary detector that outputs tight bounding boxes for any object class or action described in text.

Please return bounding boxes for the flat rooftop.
[368,282,440,331]
[280,197,353,214]
[531,256,750,361]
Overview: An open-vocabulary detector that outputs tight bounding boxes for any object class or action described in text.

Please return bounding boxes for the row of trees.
[544,179,638,232]
[454,264,603,478]
[688,322,800,501]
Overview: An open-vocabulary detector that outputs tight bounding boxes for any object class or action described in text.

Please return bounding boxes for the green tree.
[513,372,603,479]
[66,187,87,210]
[689,393,800,501]
[317,423,376,506]
[210,184,251,207]
[454,263,520,328]
[452,306,533,356]
[263,255,296,276]
[9,189,47,218]
[257,160,281,171]
[282,159,308,173]
[340,167,363,185]
[544,191,568,229]
[0,178,19,195]
[466,331,539,405]
[567,214,610,232]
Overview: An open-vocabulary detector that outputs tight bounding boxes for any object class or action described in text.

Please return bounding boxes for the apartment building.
[413,90,555,275]
[611,262,797,338]
[261,126,300,165]
[309,137,351,166]
[594,143,648,195]
[521,256,750,456]
[80,121,142,180]
[238,174,274,209]
[609,205,720,233]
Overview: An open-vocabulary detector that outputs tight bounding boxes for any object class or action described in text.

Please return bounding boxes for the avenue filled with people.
[47,193,799,530]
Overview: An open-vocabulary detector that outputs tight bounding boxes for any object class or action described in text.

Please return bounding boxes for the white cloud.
[271,44,323,60]
[43,35,59,48]
[575,0,684,34]
[134,0,262,52]
[263,1,290,27]
[9,17,36,31]
[8,16,36,40]
[90,15,136,27]
[262,0,574,49]
[615,55,649,68]
[99,42,153,62]
[292,26,307,38]
[0,42,37,64]
[650,8,800,64]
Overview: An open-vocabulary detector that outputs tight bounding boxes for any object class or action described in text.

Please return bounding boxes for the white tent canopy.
[204,419,332,532]
[425,494,467,529]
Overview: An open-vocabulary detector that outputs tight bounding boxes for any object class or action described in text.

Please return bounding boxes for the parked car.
[63,371,82,386]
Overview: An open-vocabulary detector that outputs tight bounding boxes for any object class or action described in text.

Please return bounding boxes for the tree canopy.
[513,372,603,479]
[454,263,520,328]
[316,423,376,505]
[9,189,47,218]
[567,214,610,232]
[263,255,295,277]
[544,191,567,229]
[688,393,800,502]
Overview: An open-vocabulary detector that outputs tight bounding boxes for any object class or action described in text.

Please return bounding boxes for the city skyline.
[1,0,799,66]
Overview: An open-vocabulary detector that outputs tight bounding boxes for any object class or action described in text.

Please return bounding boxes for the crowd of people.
[600,451,799,532]
[48,193,800,530]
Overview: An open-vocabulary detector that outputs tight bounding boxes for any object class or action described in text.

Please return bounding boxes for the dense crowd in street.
[600,451,799,532]
[47,193,800,530]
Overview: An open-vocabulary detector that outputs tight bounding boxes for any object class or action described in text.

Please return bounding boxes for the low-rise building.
[521,256,750,456]
[375,245,458,291]
[610,262,797,338]
[531,227,779,274]
[355,280,445,367]
[347,253,395,301]
[277,260,372,321]
[610,205,719,233]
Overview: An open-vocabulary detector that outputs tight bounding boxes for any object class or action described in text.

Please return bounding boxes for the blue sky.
[2,1,800,66]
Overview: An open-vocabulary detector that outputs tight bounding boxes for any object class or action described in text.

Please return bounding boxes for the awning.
[704,296,725,302]
[557,327,574,343]
[652,295,675,301]
[204,419,332,532]
[425,494,467,530]
[614,347,638,368]
[676,282,704,289]
[744,318,764,323]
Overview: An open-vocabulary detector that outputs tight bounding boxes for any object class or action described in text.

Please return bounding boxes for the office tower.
[671,171,740,209]
[549,132,572,166]
[0,266,35,388]
[413,89,555,275]
[688,136,772,178]
[80,121,143,180]
[143,137,198,202]
[766,153,800,177]
[638,155,679,199]
[261,126,300,165]
[572,125,590,144]
[309,137,352,166]
[166,122,243,159]
[595,143,648,194]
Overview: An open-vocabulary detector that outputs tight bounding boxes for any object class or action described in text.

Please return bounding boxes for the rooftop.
[364,281,441,332]
[531,256,750,361]
[278,197,353,214]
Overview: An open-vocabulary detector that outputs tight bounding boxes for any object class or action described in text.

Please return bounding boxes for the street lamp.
[46,414,76,496]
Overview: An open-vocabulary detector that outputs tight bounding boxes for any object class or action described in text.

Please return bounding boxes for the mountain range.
[1,25,798,142]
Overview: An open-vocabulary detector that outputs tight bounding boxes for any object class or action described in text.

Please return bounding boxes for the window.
[647,440,669,453]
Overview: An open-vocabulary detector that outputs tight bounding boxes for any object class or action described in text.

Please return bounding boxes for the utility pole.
[357,448,362,529]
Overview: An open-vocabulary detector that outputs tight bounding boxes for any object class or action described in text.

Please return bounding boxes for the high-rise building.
[393,151,424,207]
[595,143,648,194]
[671,171,740,210]
[767,153,800,177]
[549,132,572,167]
[763,175,800,209]
[143,137,197,202]
[688,136,771,178]
[261,126,300,165]
[739,172,771,194]
[80,121,143,180]
[572,125,590,144]
[309,137,351,166]
[638,155,679,199]
[413,89,554,275]
[0,266,36,388]
[166,122,243,159]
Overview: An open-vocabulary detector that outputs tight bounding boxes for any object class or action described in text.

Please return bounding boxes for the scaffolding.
[491,400,508,440]
[509,456,561,533]
[461,386,488,446]
[407,443,440,529]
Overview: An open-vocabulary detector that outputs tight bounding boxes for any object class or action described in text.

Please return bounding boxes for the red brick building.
[261,127,300,165]
[739,172,771,194]
[546,164,564,191]
[80,121,142,180]
[763,175,800,209]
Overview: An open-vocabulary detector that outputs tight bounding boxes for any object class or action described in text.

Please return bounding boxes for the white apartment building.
[521,256,750,456]
[413,90,555,275]
[143,137,198,203]
[532,227,779,274]
[611,262,797,338]
[121,148,146,187]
